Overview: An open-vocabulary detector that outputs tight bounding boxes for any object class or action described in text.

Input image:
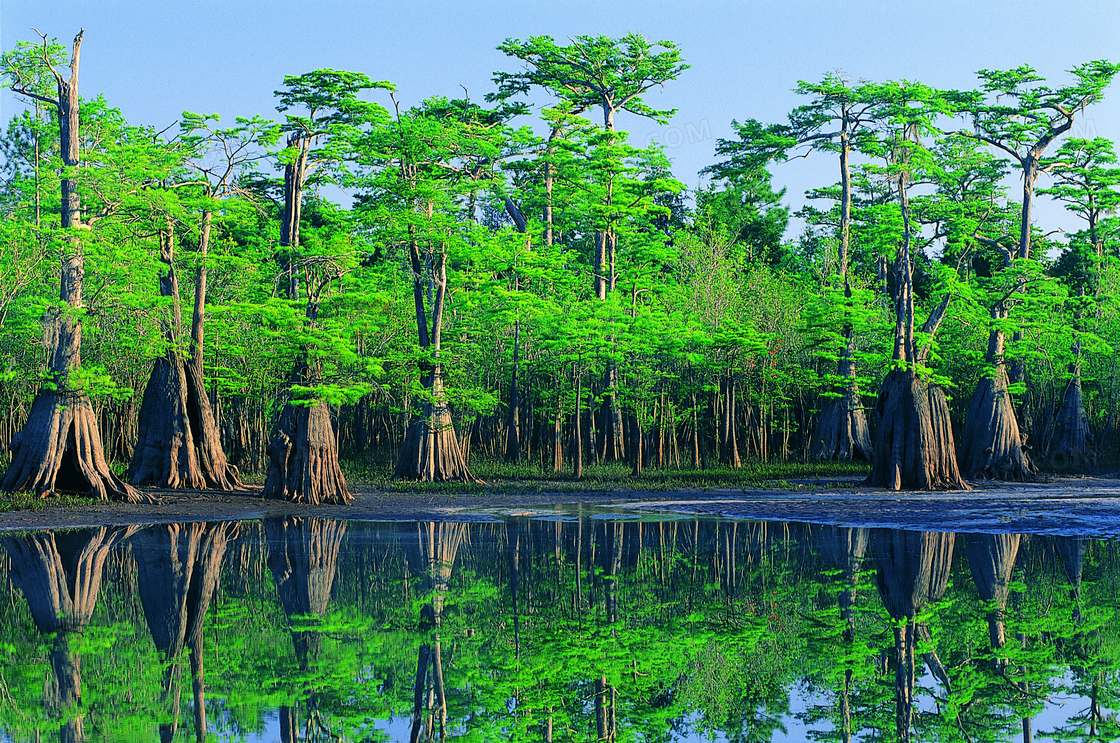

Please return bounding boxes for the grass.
[339,457,871,496]
[0,490,95,513]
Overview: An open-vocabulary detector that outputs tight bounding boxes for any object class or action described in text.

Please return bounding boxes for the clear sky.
[3,0,1119,242]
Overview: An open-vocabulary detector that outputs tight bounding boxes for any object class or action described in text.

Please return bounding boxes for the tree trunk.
[959,330,1035,481]
[866,370,966,490]
[965,533,1021,651]
[811,342,873,462]
[265,386,350,504]
[1,30,146,503]
[867,179,965,491]
[395,247,476,482]
[131,224,240,490]
[1049,348,1095,470]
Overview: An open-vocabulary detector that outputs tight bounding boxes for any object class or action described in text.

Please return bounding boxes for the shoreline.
[3,475,1120,536]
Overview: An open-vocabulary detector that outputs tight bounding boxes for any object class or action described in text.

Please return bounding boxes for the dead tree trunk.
[1,30,147,502]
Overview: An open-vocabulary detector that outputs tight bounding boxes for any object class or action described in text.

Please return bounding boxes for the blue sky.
[4,0,1119,242]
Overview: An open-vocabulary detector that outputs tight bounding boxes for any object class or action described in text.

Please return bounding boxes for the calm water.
[0,514,1117,742]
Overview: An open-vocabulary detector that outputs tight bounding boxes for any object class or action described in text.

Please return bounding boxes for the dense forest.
[1,518,1117,741]
[2,30,1119,501]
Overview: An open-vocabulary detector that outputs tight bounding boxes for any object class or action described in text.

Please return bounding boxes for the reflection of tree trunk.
[820,526,867,743]
[1055,536,1085,623]
[965,533,1021,650]
[266,517,347,669]
[3,526,139,742]
[874,529,956,743]
[265,517,346,742]
[820,526,869,638]
[412,522,465,741]
[133,522,234,742]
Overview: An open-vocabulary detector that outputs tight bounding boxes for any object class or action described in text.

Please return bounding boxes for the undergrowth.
[339,457,871,495]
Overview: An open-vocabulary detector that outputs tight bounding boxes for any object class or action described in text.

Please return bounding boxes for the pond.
[0,513,1117,742]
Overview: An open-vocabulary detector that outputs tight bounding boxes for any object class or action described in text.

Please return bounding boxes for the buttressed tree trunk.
[130,224,242,491]
[264,301,350,505]
[395,245,478,482]
[959,317,1035,481]
[3,526,139,743]
[1,30,147,502]
[865,169,966,491]
[1049,344,1095,470]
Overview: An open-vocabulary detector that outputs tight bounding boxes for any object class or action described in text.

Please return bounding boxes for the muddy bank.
[2,476,1120,536]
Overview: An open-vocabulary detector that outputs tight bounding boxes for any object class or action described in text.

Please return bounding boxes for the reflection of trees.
[265,516,347,743]
[3,526,138,743]
[410,521,466,743]
[132,521,235,742]
[966,533,1022,651]
[873,529,955,743]
[817,526,869,742]
[8,519,1120,742]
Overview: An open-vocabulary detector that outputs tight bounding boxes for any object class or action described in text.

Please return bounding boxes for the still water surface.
[0,515,1117,742]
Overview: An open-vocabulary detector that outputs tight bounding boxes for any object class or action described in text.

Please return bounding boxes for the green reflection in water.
[1,519,1118,742]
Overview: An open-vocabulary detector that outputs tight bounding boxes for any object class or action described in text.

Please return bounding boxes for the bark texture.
[811,353,873,462]
[265,393,350,505]
[865,370,967,490]
[3,391,147,501]
[395,371,478,483]
[960,364,1035,481]
[1,31,146,503]
[130,226,240,491]
[1049,365,1095,470]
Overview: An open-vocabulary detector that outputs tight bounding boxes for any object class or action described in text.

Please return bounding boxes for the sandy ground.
[4,475,1120,536]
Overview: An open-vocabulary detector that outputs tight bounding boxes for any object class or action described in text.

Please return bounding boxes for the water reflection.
[0,517,1118,742]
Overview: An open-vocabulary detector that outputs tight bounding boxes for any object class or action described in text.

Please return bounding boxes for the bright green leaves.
[491,33,688,129]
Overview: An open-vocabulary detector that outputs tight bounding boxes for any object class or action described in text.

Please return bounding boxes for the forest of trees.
[2,29,1120,501]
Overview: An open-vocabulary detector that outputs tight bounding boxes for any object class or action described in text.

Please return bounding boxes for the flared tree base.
[264,399,351,505]
[130,354,242,490]
[394,408,480,483]
[865,370,968,491]
[810,385,874,462]
[1,390,150,502]
[959,369,1036,481]
[1048,374,1095,471]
